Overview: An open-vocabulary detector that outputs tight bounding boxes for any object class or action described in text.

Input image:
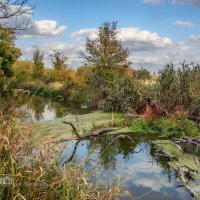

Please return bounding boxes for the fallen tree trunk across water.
[62,121,120,139]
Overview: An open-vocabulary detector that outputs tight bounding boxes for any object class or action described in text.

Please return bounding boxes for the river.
[0,94,195,200]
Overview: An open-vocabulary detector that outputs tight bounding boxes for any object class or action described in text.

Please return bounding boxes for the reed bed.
[0,106,121,200]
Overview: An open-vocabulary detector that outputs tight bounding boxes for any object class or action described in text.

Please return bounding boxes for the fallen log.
[172,138,200,150]
[62,121,120,139]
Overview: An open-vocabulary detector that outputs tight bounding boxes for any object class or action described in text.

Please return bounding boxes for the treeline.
[1,21,200,116]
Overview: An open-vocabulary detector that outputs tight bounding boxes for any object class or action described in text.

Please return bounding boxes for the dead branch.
[62,121,120,139]
[0,0,34,30]
[172,138,200,149]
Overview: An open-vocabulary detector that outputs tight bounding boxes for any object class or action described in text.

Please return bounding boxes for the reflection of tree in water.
[51,102,70,118]
[149,143,174,182]
[1,94,90,121]
[87,134,140,169]
[28,96,46,121]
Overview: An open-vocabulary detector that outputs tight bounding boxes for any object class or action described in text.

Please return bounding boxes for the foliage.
[50,50,71,82]
[82,21,130,91]
[33,49,44,78]
[51,50,68,70]
[0,29,21,92]
[190,63,200,98]
[188,96,200,117]
[156,62,193,113]
[99,77,145,113]
[12,60,33,88]
[131,117,200,138]
[135,67,151,80]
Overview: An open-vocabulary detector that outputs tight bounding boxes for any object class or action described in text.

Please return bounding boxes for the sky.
[13,0,200,72]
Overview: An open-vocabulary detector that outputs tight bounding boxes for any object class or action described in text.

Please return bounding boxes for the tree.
[50,50,69,82]
[50,50,68,70]
[33,49,44,78]
[0,0,34,31]
[135,67,151,80]
[0,29,21,92]
[81,21,130,89]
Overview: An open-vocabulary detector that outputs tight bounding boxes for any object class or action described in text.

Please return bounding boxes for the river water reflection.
[59,134,194,200]
[0,94,89,122]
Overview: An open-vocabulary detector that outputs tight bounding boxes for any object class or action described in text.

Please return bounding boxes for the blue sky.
[15,0,200,72]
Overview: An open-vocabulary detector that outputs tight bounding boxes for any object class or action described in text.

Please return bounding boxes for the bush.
[99,77,146,113]
[131,117,200,138]
[156,62,193,113]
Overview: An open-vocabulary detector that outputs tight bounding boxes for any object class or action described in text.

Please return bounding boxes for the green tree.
[82,21,129,89]
[135,67,151,80]
[33,49,44,78]
[50,50,69,82]
[50,50,68,70]
[0,29,21,92]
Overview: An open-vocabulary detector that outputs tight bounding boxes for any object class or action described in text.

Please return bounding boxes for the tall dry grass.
[0,106,121,200]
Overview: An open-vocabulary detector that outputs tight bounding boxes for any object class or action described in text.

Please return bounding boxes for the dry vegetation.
[0,107,122,200]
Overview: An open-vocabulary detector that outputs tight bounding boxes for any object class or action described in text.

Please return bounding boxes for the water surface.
[0,94,89,122]
[59,134,194,200]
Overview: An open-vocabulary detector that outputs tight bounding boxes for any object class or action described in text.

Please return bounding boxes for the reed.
[0,107,121,200]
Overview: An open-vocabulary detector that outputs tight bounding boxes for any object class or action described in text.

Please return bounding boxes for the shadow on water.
[59,134,194,200]
[0,94,90,122]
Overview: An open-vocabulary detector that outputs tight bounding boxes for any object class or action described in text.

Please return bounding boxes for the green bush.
[156,62,194,113]
[99,77,146,113]
[131,117,200,138]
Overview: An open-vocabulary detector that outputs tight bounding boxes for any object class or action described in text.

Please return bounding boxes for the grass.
[130,117,200,138]
[0,107,122,200]
[32,112,129,144]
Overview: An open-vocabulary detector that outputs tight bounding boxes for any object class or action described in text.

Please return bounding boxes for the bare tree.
[0,0,34,30]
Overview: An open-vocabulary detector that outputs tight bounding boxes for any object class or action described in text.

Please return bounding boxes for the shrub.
[99,77,146,113]
[156,62,193,113]
[131,117,200,138]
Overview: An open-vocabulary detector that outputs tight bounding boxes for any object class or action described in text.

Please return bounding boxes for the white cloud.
[71,27,172,52]
[0,4,33,29]
[17,20,67,38]
[174,21,194,27]
[20,41,84,67]
[20,38,200,72]
[22,20,67,37]
[119,28,172,51]
[71,28,97,41]
[19,28,200,73]
[128,40,200,72]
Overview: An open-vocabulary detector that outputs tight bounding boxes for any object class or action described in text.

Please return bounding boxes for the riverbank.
[32,110,200,145]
